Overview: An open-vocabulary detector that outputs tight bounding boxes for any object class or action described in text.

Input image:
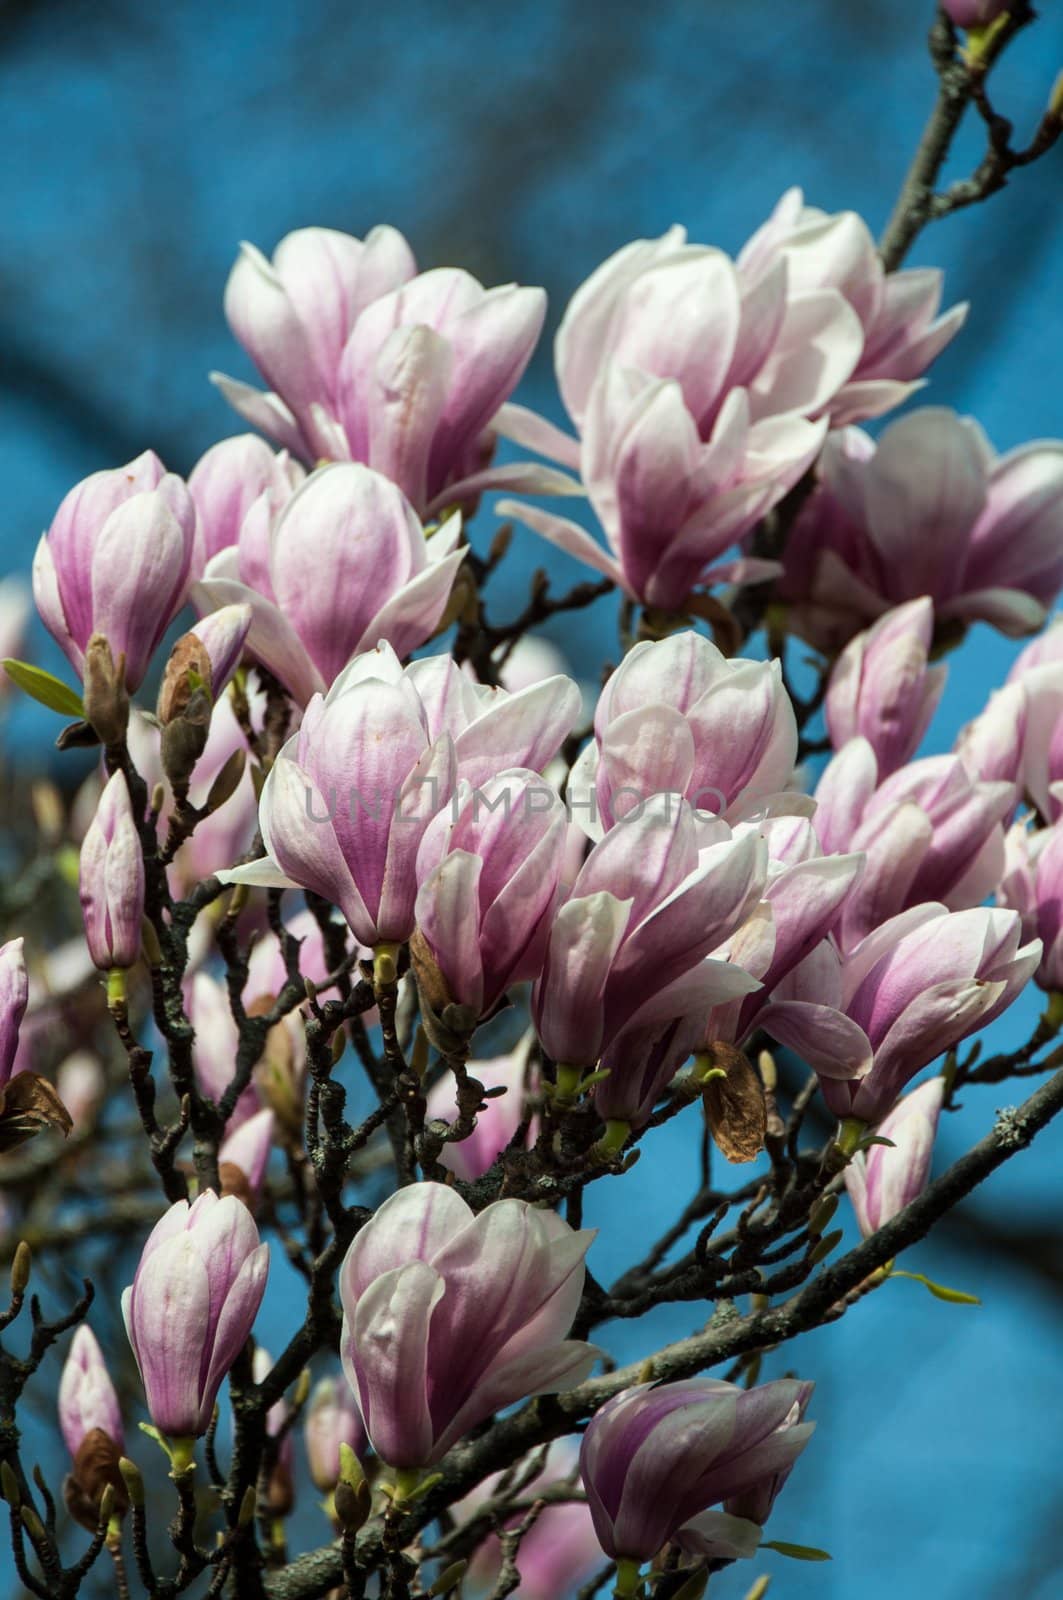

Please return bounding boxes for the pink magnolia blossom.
[780,409,1063,651]
[194,462,465,704]
[33,451,196,690]
[762,903,1040,1123]
[424,1047,534,1182]
[188,972,262,1130]
[216,226,566,517]
[579,1377,814,1565]
[414,769,569,1018]
[122,1192,269,1440]
[457,1442,601,1600]
[954,679,1028,810]
[79,771,145,971]
[737,189,966,426]
[219,1107,275,1205]
[0,939,28,1092]
[943,0,1009,25]
[188,434,304,575]
[532,797,766,1123]
[304,1375,368,1493]
[496,222,864,610]
[568,630,797,833]
[56,1051,106,1128]
[705,815,864,1047]
[218,648,458,948]
[814,740,1012,950]
[338,1182,597,1468]
[825,598,946,777]
[845,1076,945,1237]
[58,1325,124,1462]
[999,819,1063,993]
[0,580,31,697]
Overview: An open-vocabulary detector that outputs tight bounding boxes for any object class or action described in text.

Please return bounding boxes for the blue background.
[3,0,1063,1594]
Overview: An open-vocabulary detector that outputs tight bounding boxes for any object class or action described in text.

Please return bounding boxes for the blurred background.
[2,0,1063,1594]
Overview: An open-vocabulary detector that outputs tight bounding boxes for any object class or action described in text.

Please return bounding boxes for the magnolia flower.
[188,433,304,574]
[122,1192,269,1443]
[999,819,1063,993]
[156,605,253,729]
[218,648,458,948]
[0,580,31,695]
[58,1326,127,1528]
[338,1182,597,1469]
[456,1442,601,1600]
[253,1346,295,1515]
[704,815,864,1047]
[219,1106,275,1207]
[424,1047,534,1182]
[305,1376,369,1498]
[954,679,1028,810]
[845,1076,945,1237]
[762,903,1040,1123]
[814,740,1012,951]
[59,1325,124,1462]
[33,451,196,689]
[55,1051,106,1128]
[943,0,1009,24]
[215,226,565,517]
[579,1377,814,1566]
[737,188,966,426]
[825,598,946,777]
[194,462,465,705]
[780,409,1063,650]
[496,221,865,610]
[532,797,766,1123]
[0,939,29,1092]
[414,769,569,1019]
[568,630,797,834]
[188,972,263,1129]
[79,771,145,971]
[406,650,581,788]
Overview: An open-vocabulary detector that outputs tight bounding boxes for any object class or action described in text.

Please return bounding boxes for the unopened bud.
[1,1462,21,1506]
[98,1482,116,1523]
[20,1504,45,1542]
[160,687,212,790]
[333,1476,371,1533]
[82,634,129,746]
[238,1484,257,1526]
[430,1560,469,1596]
[205,749,247,814]
[10,1241,31,1295]
[807,1228,844,1266]
[1050,71,1063,123]
[118,1458,144,1508]
[807,1193,839,1238]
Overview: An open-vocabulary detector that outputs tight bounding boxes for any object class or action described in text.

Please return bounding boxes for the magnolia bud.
[79,772,145,970]
[160,685,212,790]
[82,633,129,746]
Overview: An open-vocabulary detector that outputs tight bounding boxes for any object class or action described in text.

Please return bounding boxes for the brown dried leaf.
[703,1043,767,1163]
[409,927,453,1015]
[157,632,213,724]
[64,1427,128,1531]
[0,1072,73,1153]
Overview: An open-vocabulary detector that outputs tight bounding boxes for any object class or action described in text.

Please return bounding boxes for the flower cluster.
[11,157,1063,1598]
